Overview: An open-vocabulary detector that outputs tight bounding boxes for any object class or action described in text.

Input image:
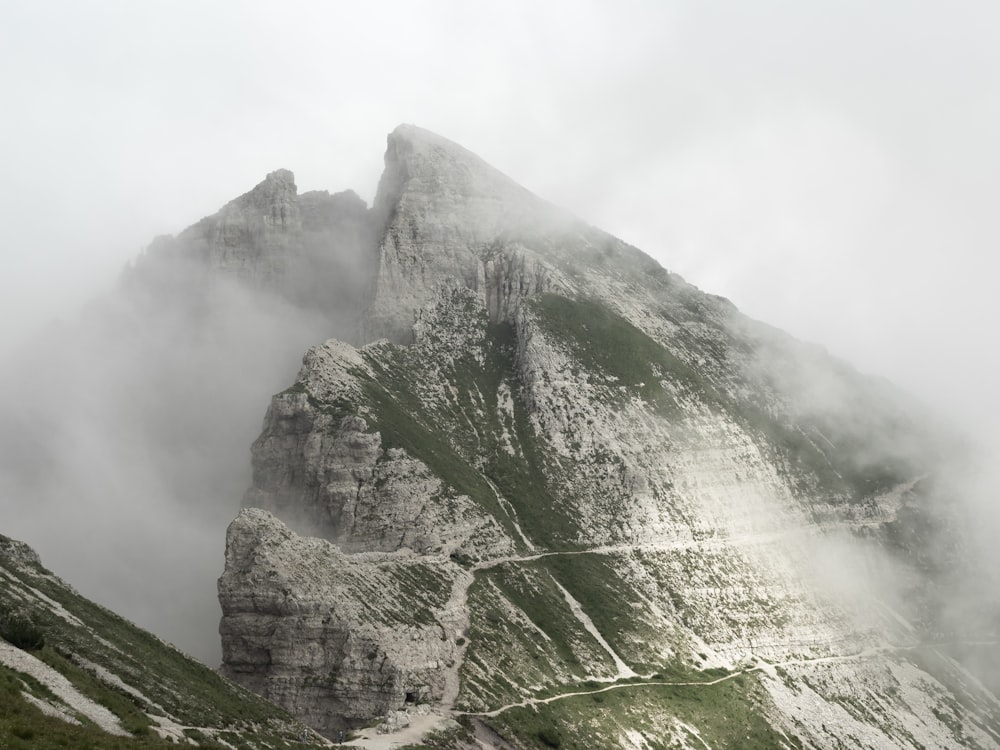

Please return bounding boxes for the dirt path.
[343,512,997,749]
[342,637,998,748]
[462,670,750,719]
[343,711,453,749]
[457,641,1000,720]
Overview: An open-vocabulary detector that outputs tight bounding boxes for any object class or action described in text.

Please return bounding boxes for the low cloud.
[0,201,373,663]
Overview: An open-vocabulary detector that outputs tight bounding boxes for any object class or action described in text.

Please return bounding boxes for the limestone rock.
[362,124,574,343]
[245,335,515,559]
[215,126,998,747]
[180,168,301,283]
[135,168,377,339]
[219,508,470,737]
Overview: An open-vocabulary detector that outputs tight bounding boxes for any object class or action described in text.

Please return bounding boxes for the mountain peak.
[236,168,298,215]
[263,167,295,184]
[387,123,467,153]
[363,125,571,343]
[220,124,996,744]
[373,124,528,217]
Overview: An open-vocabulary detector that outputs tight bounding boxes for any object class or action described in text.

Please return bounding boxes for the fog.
[0,252,365,662]
[2,2,999,666]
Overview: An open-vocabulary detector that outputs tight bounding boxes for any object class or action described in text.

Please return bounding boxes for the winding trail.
[458,639,1000,719]
[461,670,748,719]
[349,501,997,749]
[344,637,999,748]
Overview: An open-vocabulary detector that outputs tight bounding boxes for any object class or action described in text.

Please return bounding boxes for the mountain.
[3,124,998,748]
[0,531,326,748]
[209,126,1000,746]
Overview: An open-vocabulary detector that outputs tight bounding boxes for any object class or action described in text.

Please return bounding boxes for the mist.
[734,305,1000,694]
[2,1,1000,679]
[0,198,375,663]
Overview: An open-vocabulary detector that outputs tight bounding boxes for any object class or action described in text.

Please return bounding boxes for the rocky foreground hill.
[0,532,326,748]
[4,125,1000,749]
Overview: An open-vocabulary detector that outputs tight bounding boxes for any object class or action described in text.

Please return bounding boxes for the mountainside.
[211,126,1000,747]
[4,124,997,749]
[0,531,327,748]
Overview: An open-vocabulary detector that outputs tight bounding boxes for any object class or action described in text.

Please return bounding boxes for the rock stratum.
[43,123,991,748]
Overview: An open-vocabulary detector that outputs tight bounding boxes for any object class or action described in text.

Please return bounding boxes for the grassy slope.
[314,291,922,709]
[0,536,318,749]
[488,674,797,750]
[531,293,913,503]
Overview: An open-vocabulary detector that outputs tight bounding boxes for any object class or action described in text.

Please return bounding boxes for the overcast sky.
[3,2,999,470]
[3,0,1000,666]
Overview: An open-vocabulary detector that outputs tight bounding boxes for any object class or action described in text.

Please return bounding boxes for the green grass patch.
[458,568,593,708]
[35,647,153,735]
[533,293,910,504]
[486,563,613,674]
[489,673,798,750]
[541,553,663,673]
[481,323,583,549]
[361,355,510,536]
[357,320,585,550]
[0,664,170,749]
[530,293,711,415]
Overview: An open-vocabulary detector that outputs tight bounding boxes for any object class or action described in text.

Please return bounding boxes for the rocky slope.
[212,125,1000,748]
[0,531,327,748]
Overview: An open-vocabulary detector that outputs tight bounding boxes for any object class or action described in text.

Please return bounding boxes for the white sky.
[3,0,999,437]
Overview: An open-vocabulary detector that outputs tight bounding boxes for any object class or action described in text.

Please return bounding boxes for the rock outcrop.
[362,125,572,342]
[216,126,1000,747]
[0,531,319,747]
[219,508,473,735]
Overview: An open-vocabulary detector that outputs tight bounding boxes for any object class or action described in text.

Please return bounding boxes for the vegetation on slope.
[354,311,583,550]
[0,535,320,748]
[486,673,797,750]
[530,292,917,503]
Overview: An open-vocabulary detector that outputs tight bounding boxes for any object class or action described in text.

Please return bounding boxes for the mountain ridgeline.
[0,532,324,748]
[3,125,998,748]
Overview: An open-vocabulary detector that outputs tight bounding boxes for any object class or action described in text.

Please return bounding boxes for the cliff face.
[362,125,571,343]
[216,126,1000,746]
[218,507,473,734]
[0,154,384,667]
